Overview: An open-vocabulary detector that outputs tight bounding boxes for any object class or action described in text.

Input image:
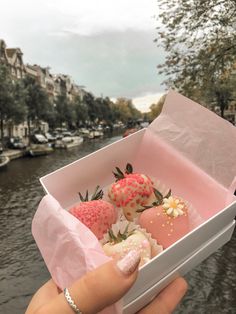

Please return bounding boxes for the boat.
[0,156,10,168]
[28,144,54,157]
[88,130,104,139]
[122,128,139,138]
[54,136,83,149]
[78,128,90,139]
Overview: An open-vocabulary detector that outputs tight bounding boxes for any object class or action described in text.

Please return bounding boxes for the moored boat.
[88,130,104,139]
[28,144,54,157]
[54,136,83,149]
[0,156,10,168]
[122,128,139,138]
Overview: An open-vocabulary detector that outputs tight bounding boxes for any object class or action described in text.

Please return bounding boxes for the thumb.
[37,250,141,314]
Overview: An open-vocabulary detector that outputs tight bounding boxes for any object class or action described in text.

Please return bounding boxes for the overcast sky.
[0,0,166,112]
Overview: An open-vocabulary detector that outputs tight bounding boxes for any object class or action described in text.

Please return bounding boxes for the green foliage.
[95,97,114,123]
[11,80,27,124]
[0,64,13,109]
[54,94,75,129]
[0,64,27,140]
[148,94,166,120]
[113,98,142,123]
[72,95,89,127]
[22,75,51,121]
[21,75,51,138]
[80,93,127,125]
[83,92,98,123]
[155,0,236,116]
[0,63,143,136]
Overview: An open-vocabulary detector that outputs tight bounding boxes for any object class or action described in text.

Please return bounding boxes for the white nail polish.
[116,250,141,276]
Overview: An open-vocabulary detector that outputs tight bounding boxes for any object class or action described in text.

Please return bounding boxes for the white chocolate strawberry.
[108,163,155,221]
[103,226,152,267]
[69,186,118,240]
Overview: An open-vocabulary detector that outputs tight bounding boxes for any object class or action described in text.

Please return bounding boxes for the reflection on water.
[0,135,235,314]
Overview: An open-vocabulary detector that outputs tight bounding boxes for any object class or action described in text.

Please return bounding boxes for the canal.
[0,135,235,314]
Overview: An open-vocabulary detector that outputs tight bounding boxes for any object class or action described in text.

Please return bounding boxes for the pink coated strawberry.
[138,189,189,248]
[108,163,155,221]
[103,225,152,267]
[69,186,118,240]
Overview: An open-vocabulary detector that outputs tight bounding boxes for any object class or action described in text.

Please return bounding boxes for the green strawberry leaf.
[154,188,163,202]
[164,189,172,199]
[125,163,133,174]
[112,166,125,181]
[78,185,104,202]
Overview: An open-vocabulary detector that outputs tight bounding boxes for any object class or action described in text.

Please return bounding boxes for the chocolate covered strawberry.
[138,189,189,248]
[108,163,155,221]
[69,186,118,240]
[103,225,152,266]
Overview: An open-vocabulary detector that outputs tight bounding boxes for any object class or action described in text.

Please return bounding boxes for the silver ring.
[63,288,83,313]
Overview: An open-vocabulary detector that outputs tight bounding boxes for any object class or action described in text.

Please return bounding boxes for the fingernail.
[116,250,141,276]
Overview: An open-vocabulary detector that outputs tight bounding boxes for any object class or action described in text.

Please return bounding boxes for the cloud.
[133,92,164,112]
[48,0,157,36]
[0,0,166,105]
[111,92,164,113]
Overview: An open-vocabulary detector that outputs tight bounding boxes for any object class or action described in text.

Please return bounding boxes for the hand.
[26,251,187,314]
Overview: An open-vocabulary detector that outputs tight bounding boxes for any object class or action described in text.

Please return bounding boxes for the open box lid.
[41,90,236,207]
[39,90,236,217]
[148,90,236,192]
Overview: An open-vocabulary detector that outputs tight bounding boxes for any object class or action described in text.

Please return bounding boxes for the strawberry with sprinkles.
[108,163,155,221]
[69,186,118,240]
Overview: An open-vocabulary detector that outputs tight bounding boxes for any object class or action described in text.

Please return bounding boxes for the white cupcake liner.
[100,220,163,259]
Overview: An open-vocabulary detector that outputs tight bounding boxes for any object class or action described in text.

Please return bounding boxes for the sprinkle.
[150,220,153,224]
[162,224,165,227]
[142,240,150,248]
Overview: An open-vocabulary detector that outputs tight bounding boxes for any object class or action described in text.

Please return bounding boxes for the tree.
[155,0,236,117]
[22,75,51,139]
[72,95,89,127]
[149,94,166,120]
[95,96,114,124]
[54,94,76,129]
[0,64,26,142]
[83,92,98,124]
[9,80,27,132]
[0,64,14,141]
[114,98,142,124]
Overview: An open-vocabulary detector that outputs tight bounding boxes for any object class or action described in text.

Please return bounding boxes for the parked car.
[62,131,73,137]
[52,131,63,140]
[44,132,56,142]
[7,137,27,149]
[31,134,48,144]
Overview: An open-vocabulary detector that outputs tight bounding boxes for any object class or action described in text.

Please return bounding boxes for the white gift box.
[33,90,236,313]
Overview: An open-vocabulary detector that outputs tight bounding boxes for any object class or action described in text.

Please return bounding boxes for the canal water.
[0,135,235,314]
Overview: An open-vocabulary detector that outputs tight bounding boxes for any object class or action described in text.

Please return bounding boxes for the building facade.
[0,39,88,139]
